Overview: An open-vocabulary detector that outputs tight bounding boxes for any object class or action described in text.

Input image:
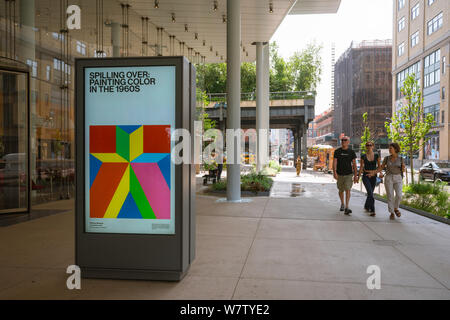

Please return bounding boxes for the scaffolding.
[333,40,392,150]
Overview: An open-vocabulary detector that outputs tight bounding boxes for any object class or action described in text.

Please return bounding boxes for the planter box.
[205,189,270,197]
[373,194,449,225]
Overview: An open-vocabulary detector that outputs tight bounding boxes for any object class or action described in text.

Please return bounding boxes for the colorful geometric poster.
[84,65,176,235]
[89,125,171,220]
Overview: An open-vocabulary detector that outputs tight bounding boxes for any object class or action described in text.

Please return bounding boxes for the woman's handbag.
[376,176,383,186]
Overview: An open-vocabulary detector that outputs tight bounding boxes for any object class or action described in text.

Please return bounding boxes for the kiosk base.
[81,267,189,282]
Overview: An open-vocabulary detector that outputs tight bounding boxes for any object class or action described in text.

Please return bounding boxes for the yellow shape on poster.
[130,126,144,162]
[91,153,128,163]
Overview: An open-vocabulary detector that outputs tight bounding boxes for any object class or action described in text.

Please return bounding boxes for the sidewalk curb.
[203,190,270,197]
[353,189,450,225]
[364,191,450,225]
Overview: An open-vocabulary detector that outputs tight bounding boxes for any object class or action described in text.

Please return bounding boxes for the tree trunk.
[410,149,414,184]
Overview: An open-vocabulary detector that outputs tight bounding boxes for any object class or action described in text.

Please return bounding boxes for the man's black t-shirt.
[334,147,356,175]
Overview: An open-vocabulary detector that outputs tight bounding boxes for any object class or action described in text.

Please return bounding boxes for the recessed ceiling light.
[154,0,159,9]
[269,2,273,13]
[171,13,176,23]
[185,24,188,32]
[213,1,218,12]
[222,15,226,23]
[195,33,198,40]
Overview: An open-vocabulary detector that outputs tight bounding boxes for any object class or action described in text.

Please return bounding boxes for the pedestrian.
[358,141,380,217]
[333,136,358,215]
[217,154,224,181]
[378,143,405,220]
[296,155,302,177]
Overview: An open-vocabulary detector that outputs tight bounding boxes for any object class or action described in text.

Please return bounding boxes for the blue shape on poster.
[131,153,168,163]
[90,154,103,188]
[117,193,143,219]
[118,125,141,134]
[157,155,171,188]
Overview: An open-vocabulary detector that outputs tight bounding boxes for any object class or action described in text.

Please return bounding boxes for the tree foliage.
[269,42,292,92]
[196,63,227,94]
[360,112,372,154]
[289,42,323,92]
[196,41,323,94]
[385,74,435,184]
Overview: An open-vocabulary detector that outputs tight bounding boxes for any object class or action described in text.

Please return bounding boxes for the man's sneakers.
[340,204,351,215]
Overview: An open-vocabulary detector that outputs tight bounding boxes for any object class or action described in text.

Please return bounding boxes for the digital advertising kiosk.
[75,57,196,281]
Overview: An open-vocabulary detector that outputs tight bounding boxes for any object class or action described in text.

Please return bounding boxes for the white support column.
[226,0,241,202]
[263,43,270,167]
[111,22,121,57]
[255,42,270,172]
[256,42,264,172]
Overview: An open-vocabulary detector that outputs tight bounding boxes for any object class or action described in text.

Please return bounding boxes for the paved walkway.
[0,169,449,299]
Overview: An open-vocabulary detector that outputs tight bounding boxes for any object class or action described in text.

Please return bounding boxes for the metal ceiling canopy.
[289,0,342,15]
[34,0,341,63]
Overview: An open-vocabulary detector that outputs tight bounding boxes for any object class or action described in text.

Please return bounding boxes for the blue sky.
[272,0,393,114]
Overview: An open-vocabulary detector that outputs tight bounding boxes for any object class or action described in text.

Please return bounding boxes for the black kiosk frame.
[75,56,195,281]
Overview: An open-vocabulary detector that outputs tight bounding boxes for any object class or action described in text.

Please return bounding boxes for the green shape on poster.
[116,127,130,161]
[130,166,156,219]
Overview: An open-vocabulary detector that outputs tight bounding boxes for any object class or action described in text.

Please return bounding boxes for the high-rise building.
[393,0,449,161]
[333,40,393,150]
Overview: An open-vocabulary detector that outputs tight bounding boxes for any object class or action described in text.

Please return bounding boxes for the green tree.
[269,42,293,92]
[385,74,435,184]
[195,42,322,96]
[196,63,227,93]
[360,112,371,154]
[289,42,323,92]
[241,62,257,93]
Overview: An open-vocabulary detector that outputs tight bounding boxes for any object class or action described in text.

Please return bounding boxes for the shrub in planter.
[268,160,282,173]
[208,173,273,194]
[261,167,278,177]
[402,182,450,218]
[210,179,227,191]
[241,172,273,193]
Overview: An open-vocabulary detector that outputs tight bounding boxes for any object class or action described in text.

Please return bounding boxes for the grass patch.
[374,182,449,219]
[208,172,273,194]
[403,182,449,218]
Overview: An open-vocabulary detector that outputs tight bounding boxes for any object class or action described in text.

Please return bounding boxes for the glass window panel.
[0,71,29,213]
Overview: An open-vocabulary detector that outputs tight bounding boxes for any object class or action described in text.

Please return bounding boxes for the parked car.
[419,162,450,182]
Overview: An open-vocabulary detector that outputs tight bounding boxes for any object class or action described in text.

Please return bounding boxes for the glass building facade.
[0,0,204,214]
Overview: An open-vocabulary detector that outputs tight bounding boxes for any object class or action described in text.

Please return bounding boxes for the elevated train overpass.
[204,92,315,163]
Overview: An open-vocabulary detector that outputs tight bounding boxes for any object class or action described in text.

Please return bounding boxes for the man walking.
[333,136,358,215]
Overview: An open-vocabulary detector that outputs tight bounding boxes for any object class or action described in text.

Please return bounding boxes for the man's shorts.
[337,174,353,192]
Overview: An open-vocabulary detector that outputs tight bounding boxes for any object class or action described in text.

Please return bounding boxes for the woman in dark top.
[358,141,381,216]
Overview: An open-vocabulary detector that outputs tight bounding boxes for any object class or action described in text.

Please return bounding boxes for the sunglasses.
[341,139,348,142]
[366,144,373,147]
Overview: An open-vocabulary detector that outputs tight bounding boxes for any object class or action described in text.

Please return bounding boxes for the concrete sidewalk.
[0,170,449,299]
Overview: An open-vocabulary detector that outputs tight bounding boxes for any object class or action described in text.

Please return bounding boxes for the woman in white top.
[378,143,405,220]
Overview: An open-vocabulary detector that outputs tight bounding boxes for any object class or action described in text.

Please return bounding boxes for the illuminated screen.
[84,65,176,235]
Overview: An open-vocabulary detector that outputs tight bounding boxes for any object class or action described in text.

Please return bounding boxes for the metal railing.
[206,91,316,104]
